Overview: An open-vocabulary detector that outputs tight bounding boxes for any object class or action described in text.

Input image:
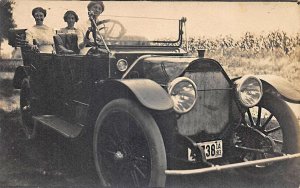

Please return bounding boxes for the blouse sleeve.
[77,21,92,49]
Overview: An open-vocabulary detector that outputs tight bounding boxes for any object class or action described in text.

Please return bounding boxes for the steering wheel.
[85,19,126,47]
[97,19,126,40]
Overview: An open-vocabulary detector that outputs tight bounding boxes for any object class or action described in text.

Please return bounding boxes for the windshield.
[95,16,182,47]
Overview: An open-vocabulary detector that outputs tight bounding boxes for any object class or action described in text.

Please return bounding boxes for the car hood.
[122,55,199,85]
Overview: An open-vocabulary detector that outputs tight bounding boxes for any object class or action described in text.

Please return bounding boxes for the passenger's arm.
[58,45,75,54]
[77,28,91,49]
[25,30,39,51]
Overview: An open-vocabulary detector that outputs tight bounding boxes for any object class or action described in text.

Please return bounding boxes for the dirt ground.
[0,70,299,188]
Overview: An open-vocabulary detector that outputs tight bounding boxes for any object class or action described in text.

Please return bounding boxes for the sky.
[12,1,300,38]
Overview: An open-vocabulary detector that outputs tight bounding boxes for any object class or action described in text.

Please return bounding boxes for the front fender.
[13,66,29,89]
[95,79,173,111]
[257,75,300,104]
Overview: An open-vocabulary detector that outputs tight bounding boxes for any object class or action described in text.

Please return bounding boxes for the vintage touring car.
[8,14,300,187]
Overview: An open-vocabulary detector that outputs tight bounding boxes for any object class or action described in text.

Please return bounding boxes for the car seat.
[53,33,80,54]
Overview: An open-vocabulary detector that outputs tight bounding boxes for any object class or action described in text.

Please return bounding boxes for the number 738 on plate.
[188,140,223,161]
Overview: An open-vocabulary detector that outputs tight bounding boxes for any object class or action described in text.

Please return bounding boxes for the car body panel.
[257,75,300,104]
[94,79,174,111]
[123,56,195,82]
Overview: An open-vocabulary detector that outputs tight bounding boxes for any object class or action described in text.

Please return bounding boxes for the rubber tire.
[238,94,300,178]
[20,78,36,140]
[93,98,167,187]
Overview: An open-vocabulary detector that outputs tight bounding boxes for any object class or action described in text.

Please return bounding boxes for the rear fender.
[13,66,29,89]
[257,75,300,104]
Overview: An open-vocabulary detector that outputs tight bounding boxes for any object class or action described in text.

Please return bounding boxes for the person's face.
[34,11,45,26]
[66,14,76,28]
[89,4,103,18]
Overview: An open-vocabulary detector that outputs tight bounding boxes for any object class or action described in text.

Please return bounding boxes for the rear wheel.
[20,78,36,139]
[93,99,167,187]
[235,94,300,177]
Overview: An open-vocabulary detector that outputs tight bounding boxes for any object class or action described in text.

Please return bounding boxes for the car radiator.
[177,71,231,136]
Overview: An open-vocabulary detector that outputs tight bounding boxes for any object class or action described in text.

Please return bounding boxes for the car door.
[52,54,109,125]
[26,52,55,115]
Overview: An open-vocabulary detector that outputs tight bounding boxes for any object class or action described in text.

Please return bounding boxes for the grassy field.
[187,31,300,89]
[205,48,300,89]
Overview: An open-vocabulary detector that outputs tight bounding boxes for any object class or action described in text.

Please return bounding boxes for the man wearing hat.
[77,0,105,50]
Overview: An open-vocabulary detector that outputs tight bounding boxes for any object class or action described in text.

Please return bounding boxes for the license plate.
[198,140,223,160]
[188,140,223,161]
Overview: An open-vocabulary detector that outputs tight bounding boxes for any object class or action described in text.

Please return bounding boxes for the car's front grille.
[176,71,231,136]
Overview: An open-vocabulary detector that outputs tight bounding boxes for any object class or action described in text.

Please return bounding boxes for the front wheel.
[235,94,300,177]
[93,99,167,187]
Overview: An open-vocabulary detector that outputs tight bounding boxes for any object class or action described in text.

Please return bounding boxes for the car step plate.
[33,115,82,138]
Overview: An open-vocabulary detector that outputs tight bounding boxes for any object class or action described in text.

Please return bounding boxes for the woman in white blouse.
[26,7,55,53]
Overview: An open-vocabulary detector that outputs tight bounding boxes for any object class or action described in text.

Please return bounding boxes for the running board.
[33,115,83,138]
[165,153,300,175]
